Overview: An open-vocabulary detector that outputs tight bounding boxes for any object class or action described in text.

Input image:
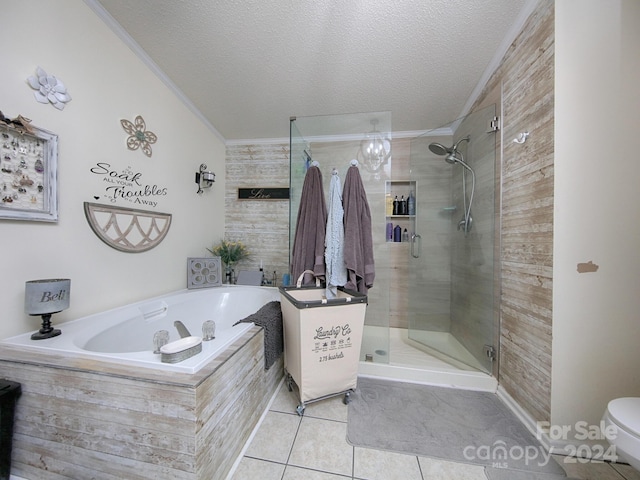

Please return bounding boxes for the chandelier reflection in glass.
[357,119,391,176]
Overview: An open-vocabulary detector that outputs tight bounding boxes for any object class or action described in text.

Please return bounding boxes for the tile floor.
[228,379,640,480]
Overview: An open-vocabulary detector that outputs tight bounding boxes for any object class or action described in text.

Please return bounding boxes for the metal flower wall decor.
[26,67,72,110]
[120,115,157,157]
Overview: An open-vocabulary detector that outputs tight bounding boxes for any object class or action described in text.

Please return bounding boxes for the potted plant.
[207,240,250,284]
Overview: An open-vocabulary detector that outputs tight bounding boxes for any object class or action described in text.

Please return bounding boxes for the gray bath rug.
[346,377,566,476]
[485,467,580,480]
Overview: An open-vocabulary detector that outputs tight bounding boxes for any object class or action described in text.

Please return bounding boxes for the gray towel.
[342,165,375,293]
[291,165,327,286]
[233,301,283,369]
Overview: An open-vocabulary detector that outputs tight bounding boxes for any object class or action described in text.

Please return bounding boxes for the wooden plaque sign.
[237,188,289,200]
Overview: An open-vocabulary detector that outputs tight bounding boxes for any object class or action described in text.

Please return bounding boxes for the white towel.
[325,170,347,297]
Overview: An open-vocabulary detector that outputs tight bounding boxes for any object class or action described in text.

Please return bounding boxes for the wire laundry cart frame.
[279,271,368,415]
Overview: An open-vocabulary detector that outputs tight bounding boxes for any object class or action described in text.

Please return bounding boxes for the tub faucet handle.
[202,320,216,341]
[153,330,170,354]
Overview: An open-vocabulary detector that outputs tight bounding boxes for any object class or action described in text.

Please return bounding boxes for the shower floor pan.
[359,326,497,392]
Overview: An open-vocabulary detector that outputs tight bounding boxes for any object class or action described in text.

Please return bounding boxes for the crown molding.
[225,127,454,147]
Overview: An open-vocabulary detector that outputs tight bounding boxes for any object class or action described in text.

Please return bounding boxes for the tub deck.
[0,325,283,480]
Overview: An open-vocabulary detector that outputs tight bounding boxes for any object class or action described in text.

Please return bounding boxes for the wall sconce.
[24,278,71,340]
[195,164,215,194]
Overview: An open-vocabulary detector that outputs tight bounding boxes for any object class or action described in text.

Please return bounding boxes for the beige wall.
[552,0,640,439]
[0,1,226,340]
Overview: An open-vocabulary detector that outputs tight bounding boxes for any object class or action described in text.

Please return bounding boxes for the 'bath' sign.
[237,188,289,200]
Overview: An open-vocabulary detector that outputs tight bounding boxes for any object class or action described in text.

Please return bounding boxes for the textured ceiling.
[90,0,532,140]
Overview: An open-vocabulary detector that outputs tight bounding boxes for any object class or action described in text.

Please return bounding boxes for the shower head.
[449,154,473,171]
[428,142,450,156]
[445,152,459,164]
[429,135,475,236]
[429,136,470,165]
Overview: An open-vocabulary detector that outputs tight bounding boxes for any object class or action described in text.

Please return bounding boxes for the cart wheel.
[296,404,305,416]
[343,392,351,405]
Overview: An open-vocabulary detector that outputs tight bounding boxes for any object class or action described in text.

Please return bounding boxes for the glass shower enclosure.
[289,112,393,364]
[407,104,499,374]
[289,106,499,378]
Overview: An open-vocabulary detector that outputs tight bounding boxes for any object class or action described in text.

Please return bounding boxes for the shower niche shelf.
[385,180,416,243]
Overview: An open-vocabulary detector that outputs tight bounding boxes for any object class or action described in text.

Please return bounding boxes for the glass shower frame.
[407,104,499,374]
[289,112,393,364]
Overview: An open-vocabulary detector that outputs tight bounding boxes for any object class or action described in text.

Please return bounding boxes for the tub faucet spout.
[174,321,192,339]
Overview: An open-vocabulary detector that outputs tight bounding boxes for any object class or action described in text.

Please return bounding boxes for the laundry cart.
[279,271,368,415]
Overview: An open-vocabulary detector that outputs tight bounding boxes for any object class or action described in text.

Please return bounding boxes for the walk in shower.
[289,106,499,390]
[406,104,499,380]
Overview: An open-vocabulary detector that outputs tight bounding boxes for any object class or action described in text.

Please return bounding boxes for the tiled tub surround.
[0,297,283,479]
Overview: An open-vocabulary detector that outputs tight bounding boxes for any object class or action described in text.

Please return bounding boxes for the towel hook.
[350,159,359,167]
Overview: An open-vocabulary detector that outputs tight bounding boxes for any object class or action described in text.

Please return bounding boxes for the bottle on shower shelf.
[393,195,399,215]
[402,228,409,242]
[399,195,407,215]
[407,190,415,216]
[386,222,393,242]
[393,225,401,242]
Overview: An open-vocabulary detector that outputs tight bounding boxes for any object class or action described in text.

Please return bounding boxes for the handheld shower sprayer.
[427,136,475,235]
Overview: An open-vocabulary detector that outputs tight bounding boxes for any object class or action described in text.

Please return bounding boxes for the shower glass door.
[289,113,392,364]
[408,104,498,374]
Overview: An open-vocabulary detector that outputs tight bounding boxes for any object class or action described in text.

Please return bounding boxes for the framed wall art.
[0,121,59,222]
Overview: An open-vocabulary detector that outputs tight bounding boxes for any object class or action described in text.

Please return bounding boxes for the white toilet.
[603,397,640,471]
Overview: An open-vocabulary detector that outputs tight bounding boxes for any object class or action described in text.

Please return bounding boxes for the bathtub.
[1,285,280,374]
[0,284,284,479]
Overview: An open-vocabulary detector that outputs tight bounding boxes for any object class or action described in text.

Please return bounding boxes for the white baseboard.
[496,385,553,449]
[496,385,622,464]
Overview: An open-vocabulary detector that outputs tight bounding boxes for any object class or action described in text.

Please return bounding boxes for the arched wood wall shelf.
[84,202,172,253]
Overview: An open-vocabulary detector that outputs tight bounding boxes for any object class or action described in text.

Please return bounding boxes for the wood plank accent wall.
[473,0,555,422]
[0,327,282,479]
[225,143,291,284]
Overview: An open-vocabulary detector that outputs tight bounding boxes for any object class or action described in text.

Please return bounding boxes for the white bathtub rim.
[1,285,279,374]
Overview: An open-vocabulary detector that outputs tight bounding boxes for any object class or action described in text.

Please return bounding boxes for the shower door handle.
[411,233,421,258]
